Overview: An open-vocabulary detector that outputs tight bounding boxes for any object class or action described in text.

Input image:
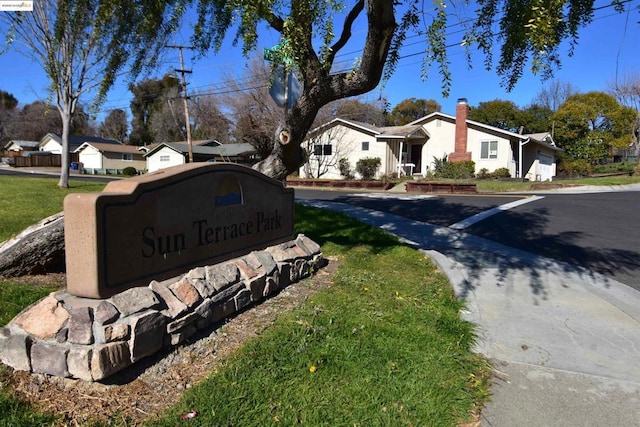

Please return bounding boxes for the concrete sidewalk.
[299,200,640,427]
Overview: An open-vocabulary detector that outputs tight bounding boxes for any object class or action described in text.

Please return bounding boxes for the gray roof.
[4,140,40,149]
[145,142,256,158]
[42,133,122,152]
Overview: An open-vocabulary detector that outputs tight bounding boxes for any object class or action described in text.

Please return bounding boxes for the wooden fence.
[12,153,79,168]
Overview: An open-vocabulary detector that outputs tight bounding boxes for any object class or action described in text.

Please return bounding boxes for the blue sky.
[1,0,638,122]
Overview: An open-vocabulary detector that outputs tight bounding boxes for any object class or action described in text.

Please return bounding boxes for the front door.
[410,144,423,175]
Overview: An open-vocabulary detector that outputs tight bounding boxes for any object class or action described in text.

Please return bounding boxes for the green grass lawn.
[0,176,106,242]
[146,205,489,426]
[476,174,640,193]
[0,176,489,426]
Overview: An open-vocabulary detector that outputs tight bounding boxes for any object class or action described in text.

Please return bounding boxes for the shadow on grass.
[295,203,400,255]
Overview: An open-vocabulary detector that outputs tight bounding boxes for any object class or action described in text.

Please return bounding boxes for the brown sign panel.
[64,163,295,298]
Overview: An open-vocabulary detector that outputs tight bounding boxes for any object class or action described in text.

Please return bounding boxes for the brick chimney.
[449,98,472,162]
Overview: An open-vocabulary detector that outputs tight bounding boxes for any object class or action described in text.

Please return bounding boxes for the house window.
[160,155,170,162]
[361,141,369,151]
[313,144,332,156]
[122,153,133,161]
[480,141,498,159]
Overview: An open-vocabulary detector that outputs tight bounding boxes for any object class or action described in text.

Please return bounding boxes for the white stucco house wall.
[75,142,147,172]
[301,98,561,181]
[144,143,191,172]
[144,141,257,172]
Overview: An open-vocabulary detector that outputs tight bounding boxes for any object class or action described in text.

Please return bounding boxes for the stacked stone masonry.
[0,234,325,381]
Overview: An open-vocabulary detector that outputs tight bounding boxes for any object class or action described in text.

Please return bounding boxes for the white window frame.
[122,153,133,161]
[480,140,498,160]
[160,155,171,162]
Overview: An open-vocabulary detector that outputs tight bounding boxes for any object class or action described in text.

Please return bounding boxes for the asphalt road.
[295,189,640,291]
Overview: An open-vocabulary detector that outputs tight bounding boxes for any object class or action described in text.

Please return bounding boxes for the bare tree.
[98,109,129,142]
[1,0,182,187]
[533,80,580,112]
[609,72,640,155]
[302,124,352,178]
[218,57,282,159]
[190,91,232,143]
[11,101,63,141]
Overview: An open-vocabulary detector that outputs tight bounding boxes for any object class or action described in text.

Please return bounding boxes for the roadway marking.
[349,193,437,200]
[449,196,545,230]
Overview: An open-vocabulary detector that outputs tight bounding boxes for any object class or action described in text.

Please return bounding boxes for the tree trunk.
[57,107,72,188]
[0,213,66,277]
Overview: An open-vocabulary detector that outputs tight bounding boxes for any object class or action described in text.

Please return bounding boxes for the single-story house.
[301,98,561,181]
[39,133,122,154]
[75,142,147,173]
[144,142,257,172]
[3,140,40,156]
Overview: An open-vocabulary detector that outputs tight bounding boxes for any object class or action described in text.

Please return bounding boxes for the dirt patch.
[3,258,340,426]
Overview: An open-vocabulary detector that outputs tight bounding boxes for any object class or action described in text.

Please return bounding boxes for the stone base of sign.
[0,234,325,381]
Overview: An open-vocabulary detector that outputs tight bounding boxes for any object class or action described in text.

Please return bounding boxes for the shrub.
[491,167,511,179]
[433,155,475,179]
[338,158,354,180]
[122,167,137,177]
[562,159,592,176]
[380,172,406,183]
[355,157,381,180]
[476,168,491,180]
[591,162,635,174]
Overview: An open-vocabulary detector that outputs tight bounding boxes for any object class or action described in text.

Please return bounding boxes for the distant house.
[3,140,40,156]
[38,133,122,154]
[144,141,257,172]
[301,98,562,181]
[75,142,147,173]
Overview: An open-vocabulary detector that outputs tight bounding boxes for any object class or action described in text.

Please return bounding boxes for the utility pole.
[167,44,194,163]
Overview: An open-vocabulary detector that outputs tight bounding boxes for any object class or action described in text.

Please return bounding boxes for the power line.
[14,0,637,120]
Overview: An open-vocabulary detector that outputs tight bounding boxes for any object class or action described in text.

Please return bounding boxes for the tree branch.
[327,0,365,65]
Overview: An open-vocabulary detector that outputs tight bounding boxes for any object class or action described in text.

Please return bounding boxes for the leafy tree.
[133,0,629,179]
[1,0,182,187]
[0,90,18,144]
[0,90,18,111]
[520,103,554,134]
[388,98,441,126]
[552,91,637,162]
[98,109,129,142]
[70,106,98,137]
[469,100,523,133]
[148,86,185,143]
[6,0,624,181]
[129,75,182,145]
